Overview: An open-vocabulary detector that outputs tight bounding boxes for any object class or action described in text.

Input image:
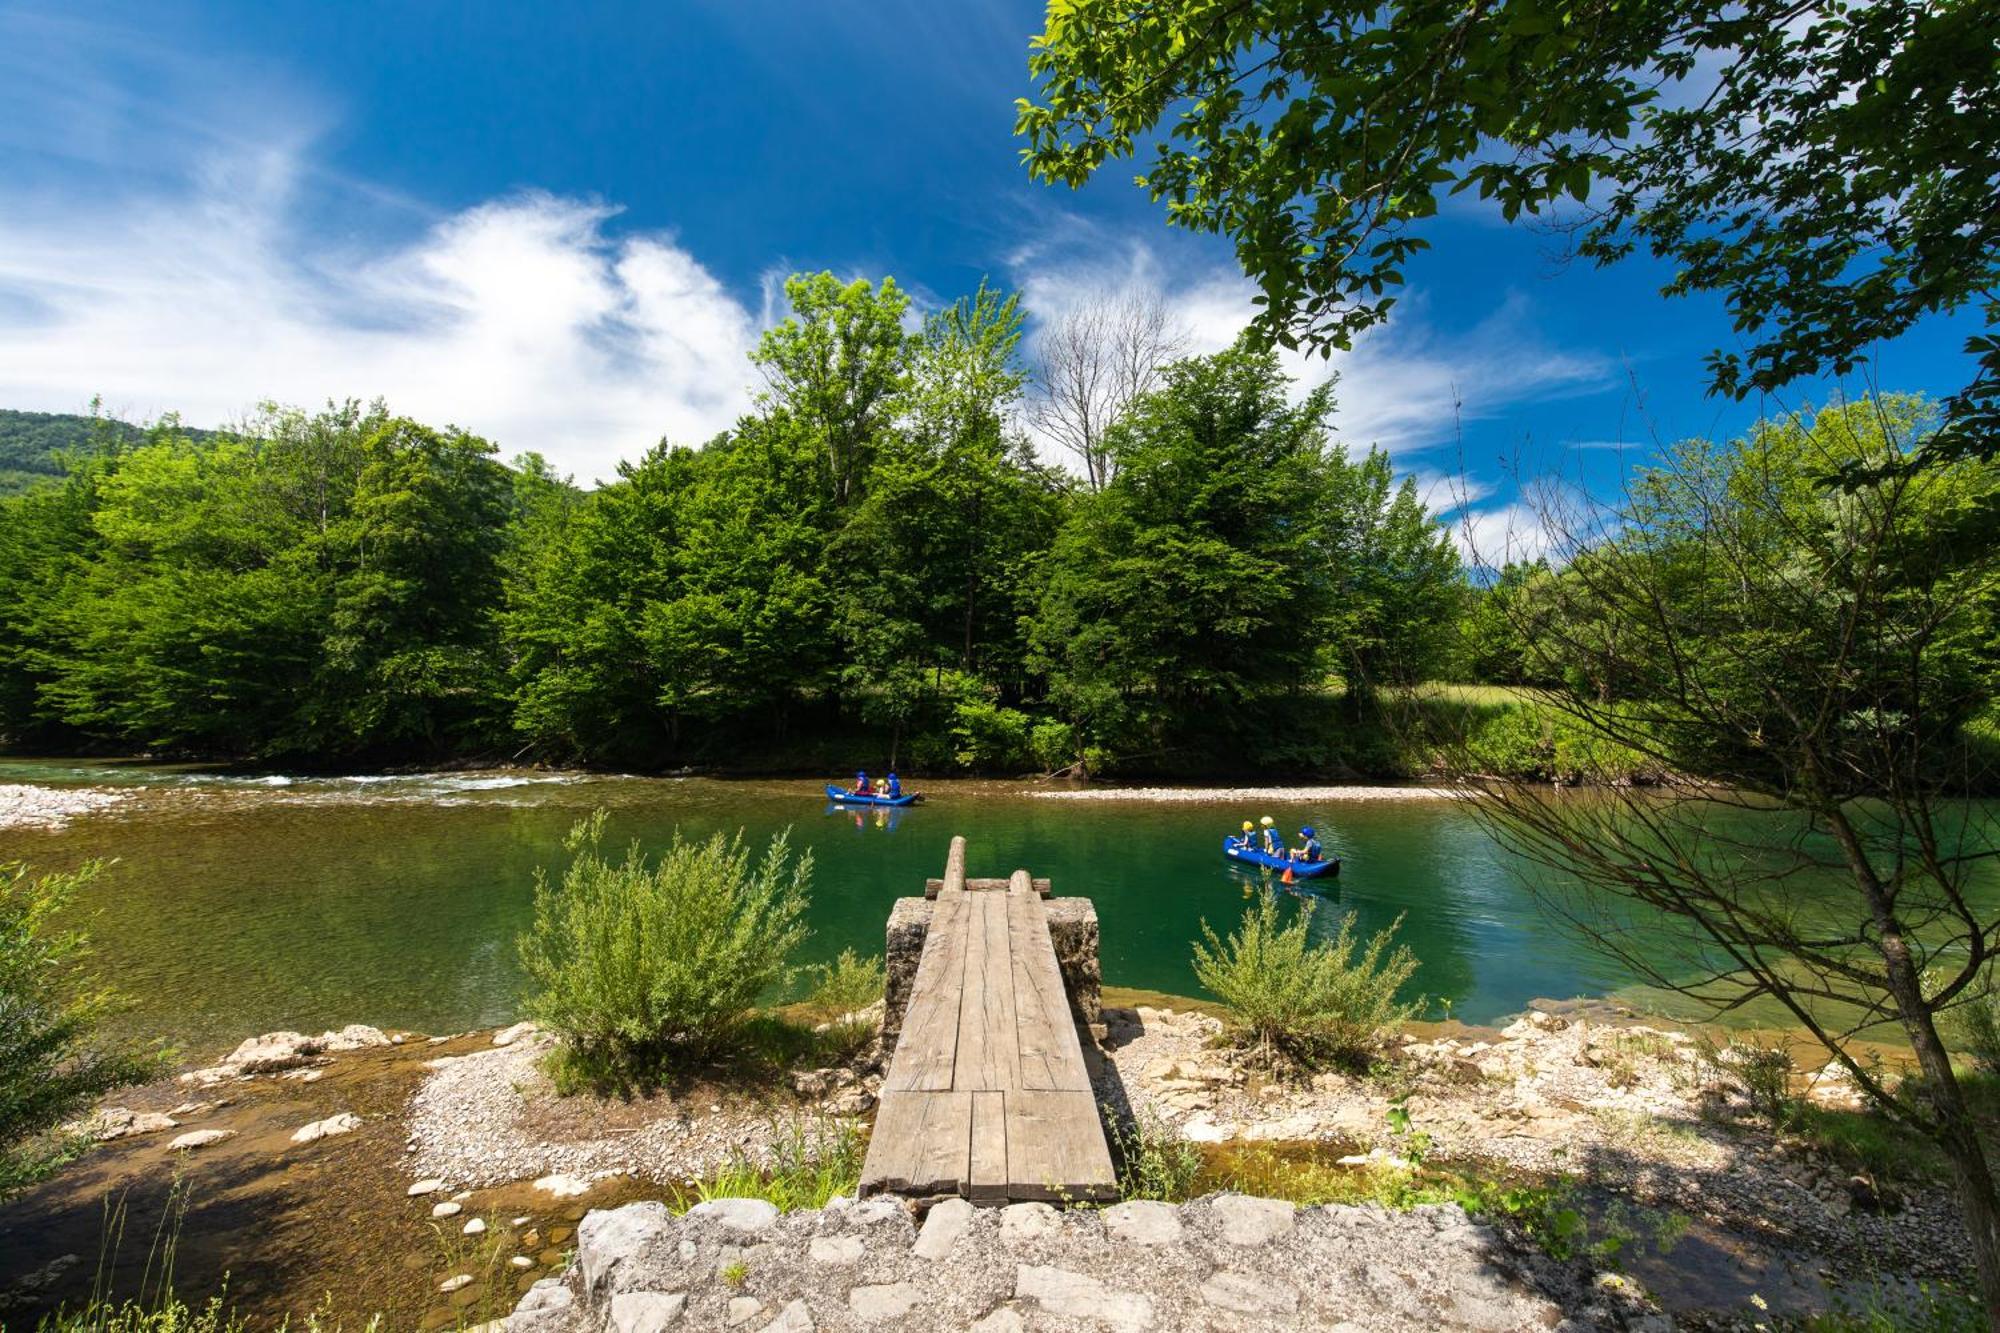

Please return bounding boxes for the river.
[0,759,1874,1059]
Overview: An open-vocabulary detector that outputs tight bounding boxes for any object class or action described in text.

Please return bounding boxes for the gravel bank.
[406,1032,876,1190]
[0,782,128,830]
[1094,1004,1975,1297]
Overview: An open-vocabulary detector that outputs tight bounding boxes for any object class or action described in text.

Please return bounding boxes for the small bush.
[519,813,811,1089]
[1192,890,1420,1068]
[1697,1035,1799,1124]
[2,860,165,1197]
[1953,986,2000,1077]
[800,949,884,1019]
[951,699,1033,771]
[1109,1108,1205,1202]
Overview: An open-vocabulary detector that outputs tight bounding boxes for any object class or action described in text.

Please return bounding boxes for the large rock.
[291,1112,361,1144]
[224,1031,321,1073]
[1209,1194,1296,1246]
[685,1197,779,1234]
[503,1192,1650,1332]
[88,1107,178,1141]
[505,1279,574,1332]
[608,1290,684,1332]
[1014,1265,1153,1332]
[577,1201,675,1297]
[912,1197,972,1261]
[317,1024,393,1051]
[1042,898,1102,1026]
[1101,1200,1182,1246]
[167,1129,234,1151]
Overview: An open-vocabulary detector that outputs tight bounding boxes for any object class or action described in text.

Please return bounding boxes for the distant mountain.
[0,409,214,496]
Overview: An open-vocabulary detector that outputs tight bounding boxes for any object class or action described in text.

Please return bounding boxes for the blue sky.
[0,0,1979,559]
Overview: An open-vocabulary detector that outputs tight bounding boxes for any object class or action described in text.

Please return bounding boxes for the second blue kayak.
[1222,837,1340,878]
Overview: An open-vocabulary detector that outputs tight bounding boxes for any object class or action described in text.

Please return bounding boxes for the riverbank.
[0,781,128,829]
[0,1000,1978,1330]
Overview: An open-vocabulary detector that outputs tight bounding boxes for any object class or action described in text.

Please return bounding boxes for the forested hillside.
[0,275,1478,772]
[0,274,1964,779]
[0,409,220,496]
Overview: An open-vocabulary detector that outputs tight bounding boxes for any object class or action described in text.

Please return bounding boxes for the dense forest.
[0,274,1979,779]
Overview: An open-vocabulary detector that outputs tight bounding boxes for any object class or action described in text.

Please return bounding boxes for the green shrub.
[1697,1035,1800,1124]
[800,949,884,1018]
[1029,719,1078,773]
[2,860,165,1196]
[1109,1108,1205,1201]
[951,699,1033,771]
[519,813,811,1088]
[684,1115,863,1213]
[1953,986,2000,1077]
[1192,890,1420,1067]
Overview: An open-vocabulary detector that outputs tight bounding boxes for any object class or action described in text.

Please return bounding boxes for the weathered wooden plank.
[884,890,967,1092]
[926,876,1050,897]
[1008,883,1088,1091]
[860,1089,971,1197]
[1003,1089,1117,1203]
[926,836,969,899]
[1016,876,1096,1088]
[968,1090,1008,1202]
[953,890,1022,1092]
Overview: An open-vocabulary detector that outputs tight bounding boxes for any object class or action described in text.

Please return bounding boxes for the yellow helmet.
[1260,815,1275,827]
[1242,821,1254,832]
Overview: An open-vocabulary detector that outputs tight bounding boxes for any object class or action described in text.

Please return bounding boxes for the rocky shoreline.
[0,781,128,829]
[0,1001,1976,1331]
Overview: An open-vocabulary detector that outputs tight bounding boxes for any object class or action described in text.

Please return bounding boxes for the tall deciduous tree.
[1450,397,2000,1318]
[1030,344,1336,746]
[1029,290,1187,490]
[1017,0,2000,464]
[752,273,911,507]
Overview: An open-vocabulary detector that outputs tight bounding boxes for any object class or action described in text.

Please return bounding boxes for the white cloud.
[1011,232,1611,458]
[1451,501,1558,567]
[1011,227,1616,557]
[0,151,758,484]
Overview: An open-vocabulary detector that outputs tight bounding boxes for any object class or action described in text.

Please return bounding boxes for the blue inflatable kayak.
[826,784,922,807]
[1222,837,1340,878]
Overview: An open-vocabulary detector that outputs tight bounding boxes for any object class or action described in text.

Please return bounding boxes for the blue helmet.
[1300,826,1316,837]
[856,770,867,780]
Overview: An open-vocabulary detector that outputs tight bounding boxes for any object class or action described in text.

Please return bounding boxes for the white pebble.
[432,1201,462,1218]
[463,1218,486,1236]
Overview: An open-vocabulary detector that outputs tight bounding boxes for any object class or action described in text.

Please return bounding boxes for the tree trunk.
[1843,824,2000,1324]
[1888,958,2000,1325]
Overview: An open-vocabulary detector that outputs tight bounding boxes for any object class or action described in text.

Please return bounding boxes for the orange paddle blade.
[1282,866,1295,885]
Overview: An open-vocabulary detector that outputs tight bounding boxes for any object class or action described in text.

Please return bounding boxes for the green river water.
[0,759,1931,1060]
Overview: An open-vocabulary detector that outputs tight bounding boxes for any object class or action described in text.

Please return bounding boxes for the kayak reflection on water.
[823,801,907,833]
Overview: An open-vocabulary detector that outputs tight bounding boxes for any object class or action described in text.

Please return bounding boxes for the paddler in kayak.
[884,771,903,799]
[1290,825,1323,864]
[850,770,873,796]
[1233,819,1255,849]
[1259,815,1279,855]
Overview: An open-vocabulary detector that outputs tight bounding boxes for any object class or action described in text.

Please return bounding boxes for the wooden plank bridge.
[859,837,1117,1203]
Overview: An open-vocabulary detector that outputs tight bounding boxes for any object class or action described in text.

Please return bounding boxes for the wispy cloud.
[0,152,759,483]
[1010,229,1613,457]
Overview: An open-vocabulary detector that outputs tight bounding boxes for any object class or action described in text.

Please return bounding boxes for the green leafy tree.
[1,861,164,1195]
[1029,344,1335,752]
[1319,447,1463,701]
[1017,0,2000,464]
[753,273,912,507]
[1449,396,2000,1316]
